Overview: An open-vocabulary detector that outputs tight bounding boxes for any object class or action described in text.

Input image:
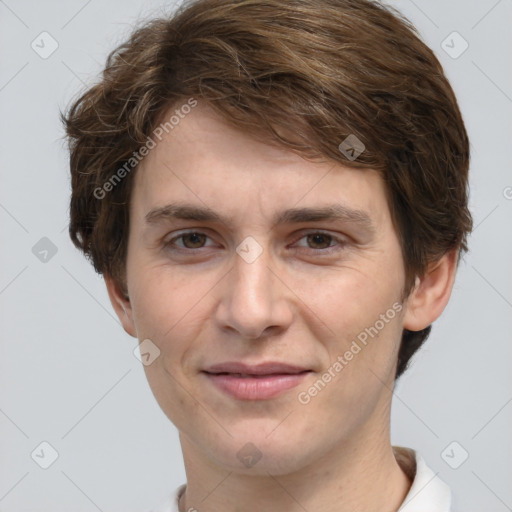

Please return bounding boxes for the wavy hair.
[62,0,472,379]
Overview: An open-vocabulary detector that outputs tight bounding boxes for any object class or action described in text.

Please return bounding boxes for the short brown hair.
[62,0,472,379]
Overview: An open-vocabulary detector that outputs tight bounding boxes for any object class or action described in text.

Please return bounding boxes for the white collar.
[153,446,452,512]
[394,446,452,511]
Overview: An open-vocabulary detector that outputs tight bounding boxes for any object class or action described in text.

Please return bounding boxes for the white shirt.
[151,446,452,512]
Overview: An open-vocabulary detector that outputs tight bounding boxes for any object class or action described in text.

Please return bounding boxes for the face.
[116,101,413,475]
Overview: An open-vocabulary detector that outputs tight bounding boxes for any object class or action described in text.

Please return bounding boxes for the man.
[62,0,472,510]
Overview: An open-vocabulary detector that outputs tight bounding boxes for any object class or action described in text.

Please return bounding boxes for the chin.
[202,429,315,476]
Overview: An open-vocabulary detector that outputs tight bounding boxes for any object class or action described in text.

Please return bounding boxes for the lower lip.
[204,372,310,400]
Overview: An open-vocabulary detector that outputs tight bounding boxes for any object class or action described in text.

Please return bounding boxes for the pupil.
[185,233,204,248]
[308,233,330,249]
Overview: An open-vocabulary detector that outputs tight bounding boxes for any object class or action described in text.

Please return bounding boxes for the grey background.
[0,0,511,511]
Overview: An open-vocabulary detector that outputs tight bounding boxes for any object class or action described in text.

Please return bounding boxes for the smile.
[203,371,311,400]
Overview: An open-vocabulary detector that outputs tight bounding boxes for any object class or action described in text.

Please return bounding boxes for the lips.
[204,361,310,376]
[203,362,311,400]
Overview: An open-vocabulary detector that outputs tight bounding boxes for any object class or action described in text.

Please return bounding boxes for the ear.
[104,274,137,338]
[403,249,458,331]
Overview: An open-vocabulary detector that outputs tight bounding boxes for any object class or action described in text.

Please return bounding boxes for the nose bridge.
[216,235,290,338]
[233,246,271,298]
[232,239,273,311]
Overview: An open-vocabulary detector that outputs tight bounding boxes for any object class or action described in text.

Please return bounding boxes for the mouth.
[202,362,312,400]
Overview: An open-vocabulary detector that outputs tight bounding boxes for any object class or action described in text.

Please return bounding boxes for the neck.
[178,425,412,512]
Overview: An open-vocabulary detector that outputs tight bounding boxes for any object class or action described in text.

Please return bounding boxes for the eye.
[165,231,214,250]
[163,230,346,255]
[292,231,346,253]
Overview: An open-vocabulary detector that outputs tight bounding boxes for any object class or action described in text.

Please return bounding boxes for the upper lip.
[204,362,310,375]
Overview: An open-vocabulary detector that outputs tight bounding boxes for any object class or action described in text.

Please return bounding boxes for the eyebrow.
[145,202,375,234]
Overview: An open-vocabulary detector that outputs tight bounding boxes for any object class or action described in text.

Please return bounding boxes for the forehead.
[132,102,391,229]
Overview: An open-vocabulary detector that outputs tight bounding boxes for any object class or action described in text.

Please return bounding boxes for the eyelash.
[164,230,347,255]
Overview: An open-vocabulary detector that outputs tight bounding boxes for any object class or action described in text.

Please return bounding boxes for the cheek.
[128,263,217,394]
[300,264,404,385]
[298,258,402,335]
[128,261,213,338]
[142,362,198,430]
[302,306,403,436]
[132,269,209,425]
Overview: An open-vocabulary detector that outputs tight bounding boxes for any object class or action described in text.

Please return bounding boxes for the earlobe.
[104,274,137,338]
[402,250,458,332]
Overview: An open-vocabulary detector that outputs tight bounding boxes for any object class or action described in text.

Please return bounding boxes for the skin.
[106,101,457,512]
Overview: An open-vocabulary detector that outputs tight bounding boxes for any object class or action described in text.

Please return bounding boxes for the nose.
[214,242,293,339]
